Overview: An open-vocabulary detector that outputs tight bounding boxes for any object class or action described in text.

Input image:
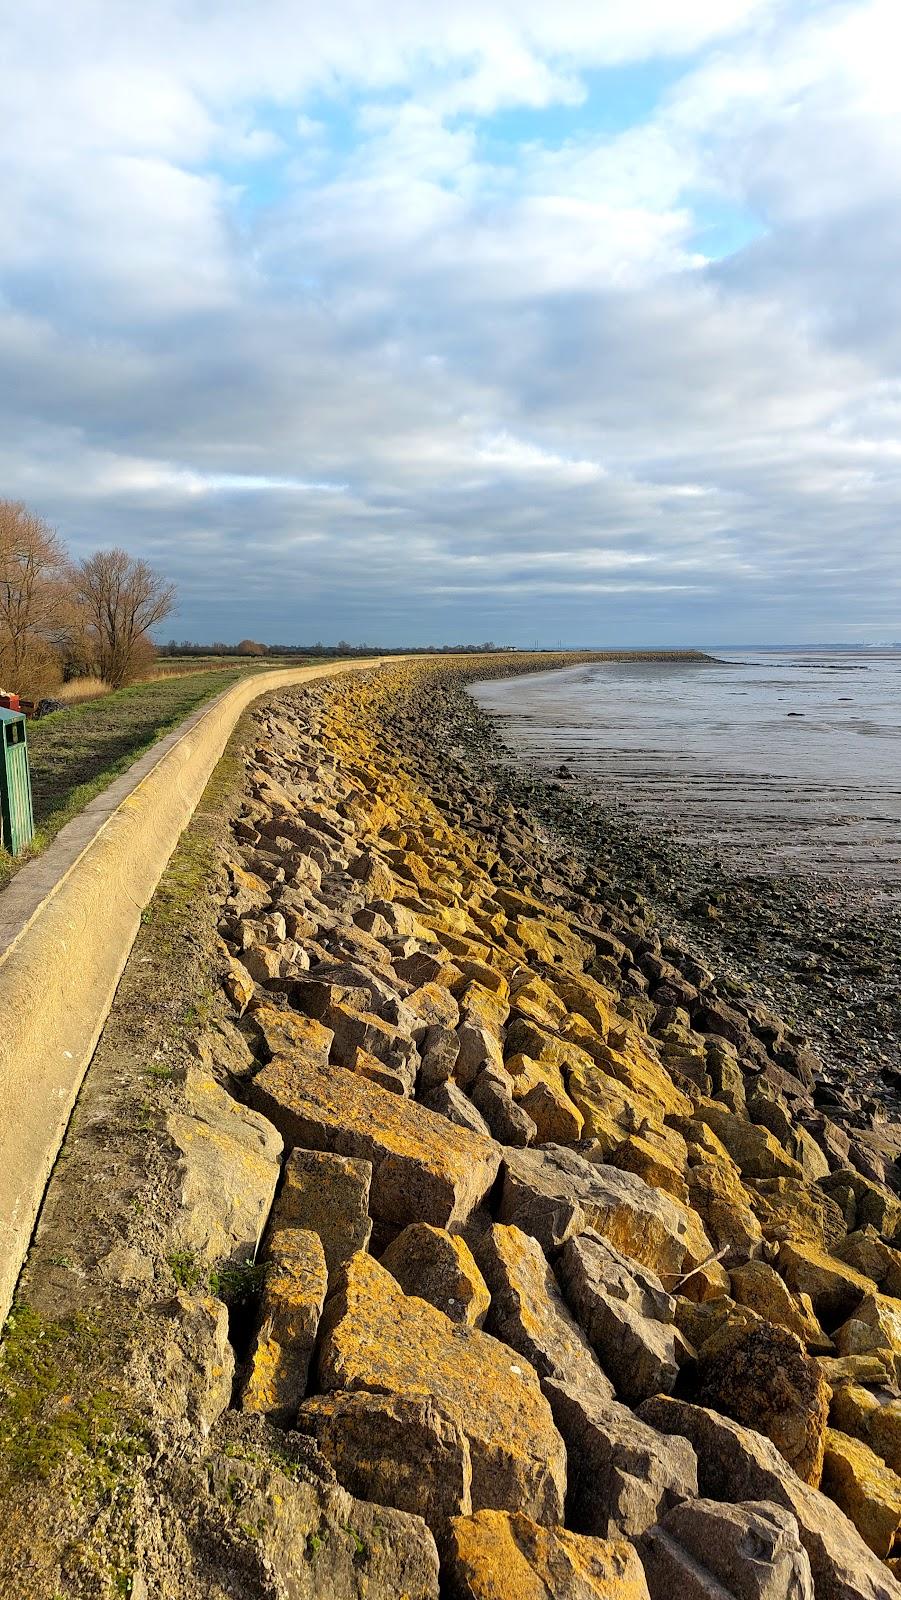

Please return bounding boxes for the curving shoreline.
[3,653,901,1598]
[459,670,901,1116]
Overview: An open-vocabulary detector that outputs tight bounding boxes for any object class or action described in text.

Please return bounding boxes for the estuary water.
[471,651,901,897]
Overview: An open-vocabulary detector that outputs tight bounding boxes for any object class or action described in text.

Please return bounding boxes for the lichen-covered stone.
[695,1103,805,1182]
[298,1389,472,1552]
[830,1386,901,1476]
[779,1241,874,1326]
[182,1413,441,1598]
[749,1179,847,1251]
[686,1163,765,1265]
[500,1145,711,1275]
[695,1319,832,1486]
[607,1135,688,1205]
[381,1224,490,1326]
[249,1055,500,1230]
[241,1227,328,1421]
[317,1252,567,1523]
[445,1510,650,1599]
[834,1293,901,1382]
[268,1146,372,1280]
[730,1259,830,1351]
[250,1003,334,1065]
[821,1429,901,1558]
[223,953,255,1013]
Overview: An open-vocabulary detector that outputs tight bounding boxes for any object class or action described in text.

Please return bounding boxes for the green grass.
[0,660,321,891]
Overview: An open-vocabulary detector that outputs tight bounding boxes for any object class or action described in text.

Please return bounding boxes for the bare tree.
[0,500,71,694]
[237,638,266,656]
[72,548,176,688]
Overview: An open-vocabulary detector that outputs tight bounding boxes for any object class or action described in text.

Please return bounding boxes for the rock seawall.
[4,655,901,1599]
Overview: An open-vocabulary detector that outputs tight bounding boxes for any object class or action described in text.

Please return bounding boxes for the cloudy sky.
[3,0,900,645]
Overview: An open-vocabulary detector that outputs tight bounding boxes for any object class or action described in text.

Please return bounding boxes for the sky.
[2,0,901,647]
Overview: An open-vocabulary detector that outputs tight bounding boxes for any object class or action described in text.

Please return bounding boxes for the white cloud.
[0,0,898,642]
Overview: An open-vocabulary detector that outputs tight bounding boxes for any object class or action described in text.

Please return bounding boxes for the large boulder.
[545,1379,697,1539]
[316,1252,567,1524]
[472,1223,615,1403]
[779,1243,874,1327]
[176,1412,440,1598]
[381,1224,490,1327]
[821,1429,901,1559]
[298,1390,472,1553]
[558,1232,690,1404]
[638,1396,901,1600]
[445,1510,650,1599]
[695,1320,832,1486]
[268,1146,372,1280]
[639,1497,814,1600]
[250,1056,500,1230]
[167,1068,282,1267]
[730,1260,830,1352]
[240,1228,327,1422]
[500,1145,711,1275]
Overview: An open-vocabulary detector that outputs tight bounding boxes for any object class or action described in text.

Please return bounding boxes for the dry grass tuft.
[55,677,110,704]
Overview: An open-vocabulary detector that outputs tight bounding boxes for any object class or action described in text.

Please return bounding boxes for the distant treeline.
[157,640,518,658]
[157,641,714,661]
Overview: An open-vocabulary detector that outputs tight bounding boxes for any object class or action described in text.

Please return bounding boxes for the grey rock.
[157,1292,236,1436]
[166,1067,282,1268]
[544,1378,697,1539]
[639,1498,814,1600]
[472,1222,615,1402]
[297,1390,471,1555]
[270,1146,373,1281]
[172,1412,440,1597]
[455,1021,505,1090]
[560,1231,676,1322]
[558,1233,690,1404]
[418,1025,460,1090]
[638,1396,901,1600]
[421,1081,493,1138]
[471,1069,537,1147]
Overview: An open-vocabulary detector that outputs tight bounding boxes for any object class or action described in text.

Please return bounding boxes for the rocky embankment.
[5,655,901,1599]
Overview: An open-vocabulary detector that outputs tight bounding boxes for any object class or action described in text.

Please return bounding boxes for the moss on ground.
[0,1304,146,1490]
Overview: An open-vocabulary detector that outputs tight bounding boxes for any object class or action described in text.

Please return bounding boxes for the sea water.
[471,651,901,894]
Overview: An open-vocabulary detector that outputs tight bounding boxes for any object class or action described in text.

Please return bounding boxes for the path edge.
[0,657,389,1324]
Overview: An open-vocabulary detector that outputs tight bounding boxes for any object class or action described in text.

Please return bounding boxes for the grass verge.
[0,662,319,892]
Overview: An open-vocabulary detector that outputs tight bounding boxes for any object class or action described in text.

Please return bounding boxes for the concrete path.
[0,658,389,1325]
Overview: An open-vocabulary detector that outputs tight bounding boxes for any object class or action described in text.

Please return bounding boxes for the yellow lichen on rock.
[822,1427,901,1557]
[317,1252,567,1524]
[446,1510,650,1599]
